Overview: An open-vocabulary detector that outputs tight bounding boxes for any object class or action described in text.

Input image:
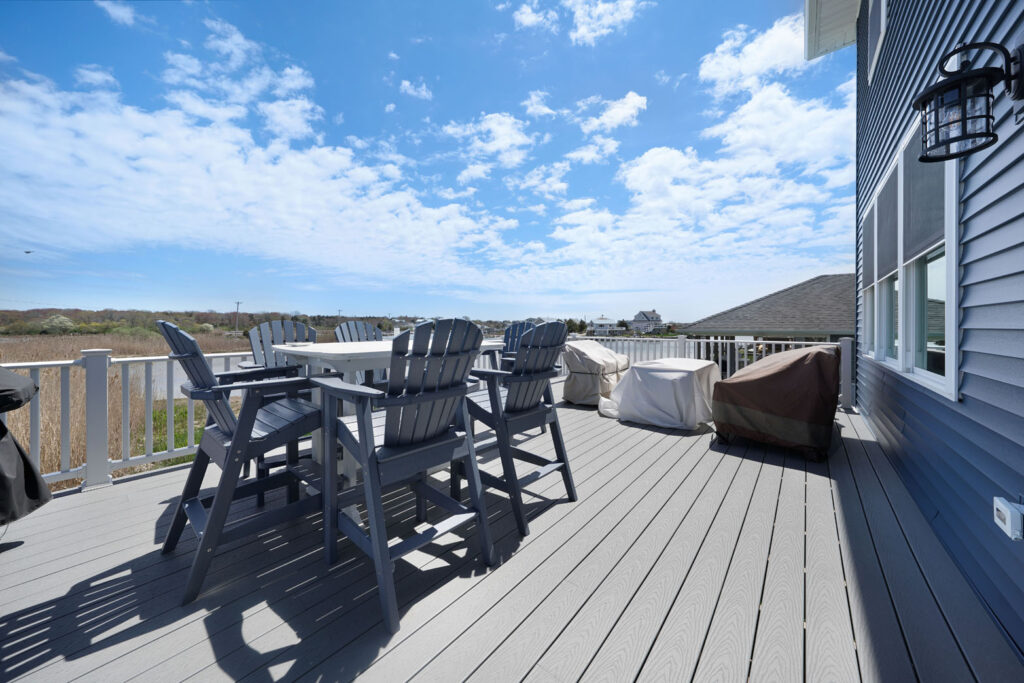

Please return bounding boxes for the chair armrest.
[203,376,314,395]
[470,368,511,380]
[312,376,385,401]
[235,359,260,370]
[216,364,299,384]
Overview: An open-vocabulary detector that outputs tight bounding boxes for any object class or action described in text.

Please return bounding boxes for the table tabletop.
[273,338,504,372]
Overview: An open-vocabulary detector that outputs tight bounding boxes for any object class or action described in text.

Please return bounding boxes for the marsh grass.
[0,333,250,490]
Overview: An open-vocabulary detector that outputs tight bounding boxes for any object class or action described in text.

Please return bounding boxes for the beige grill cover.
[562,340,630,405]
[711,345,840,459]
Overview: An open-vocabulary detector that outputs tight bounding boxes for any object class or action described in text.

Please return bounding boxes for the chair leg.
[286,440,299,504]
[461,437,495,566]
[414,477,427,524]
[363,464,400,633]
[163,449,210,554]
[255,454,267,507]
[449,461,462,502]
[497,427,530,537]
[323,397,339,565]
[549,411,577,502]
[182,448,244,604]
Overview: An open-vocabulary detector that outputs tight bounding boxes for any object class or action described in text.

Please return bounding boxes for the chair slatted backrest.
[335,320,383,343]
[249,321,316,368]
[157,321,237,435]
[506,321,568,413]
[383,319,482,448]
[503,321,536,355]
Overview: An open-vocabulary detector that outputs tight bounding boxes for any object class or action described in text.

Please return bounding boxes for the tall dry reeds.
[0,333,249,490]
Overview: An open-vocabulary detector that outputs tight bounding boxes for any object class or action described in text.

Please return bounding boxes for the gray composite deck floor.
[2,381,1022,682]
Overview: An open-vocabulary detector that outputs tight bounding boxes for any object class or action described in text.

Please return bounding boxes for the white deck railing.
[1,335,850,491]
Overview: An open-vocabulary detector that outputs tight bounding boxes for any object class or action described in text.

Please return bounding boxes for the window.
[883,273,899,359]
[859,122,958,400]
[913,247,946,375]
[864,285,875,353]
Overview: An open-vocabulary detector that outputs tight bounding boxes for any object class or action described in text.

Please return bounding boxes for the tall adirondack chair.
[157,321,322,604]
[241,320,318,492]
[313,319,494,633]
[244,320,318,370]
[334,319,387,388]
[499,320,536,369]
[459,321,576,537]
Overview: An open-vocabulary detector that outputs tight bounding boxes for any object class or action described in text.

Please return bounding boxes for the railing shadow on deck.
[0,477,536,680]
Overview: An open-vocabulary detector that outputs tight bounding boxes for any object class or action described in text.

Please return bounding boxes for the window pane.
[884,274,899,358]
[915,248,946,375]
[877,169,899,276]
[867,288,875,352]
[903,136,945,260]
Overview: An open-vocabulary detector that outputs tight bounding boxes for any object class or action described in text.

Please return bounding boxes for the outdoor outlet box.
[993,497,1024,541]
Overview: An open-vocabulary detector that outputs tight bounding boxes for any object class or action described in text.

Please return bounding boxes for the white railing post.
[81,348,113,490]
[840,337,854,411]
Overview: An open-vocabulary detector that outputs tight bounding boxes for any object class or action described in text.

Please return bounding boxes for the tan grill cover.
[562,340,630,405]
[711,346,840,459]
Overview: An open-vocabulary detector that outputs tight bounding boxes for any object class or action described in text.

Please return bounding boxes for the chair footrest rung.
[518,461,564,489]
[510,447,552,468]
[182,497,208,540]
[389,511,477,560]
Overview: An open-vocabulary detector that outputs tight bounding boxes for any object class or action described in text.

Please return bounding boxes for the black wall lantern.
[912,41,1024,162]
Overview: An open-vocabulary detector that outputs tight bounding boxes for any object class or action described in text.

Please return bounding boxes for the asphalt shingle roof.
[680,273,855,337]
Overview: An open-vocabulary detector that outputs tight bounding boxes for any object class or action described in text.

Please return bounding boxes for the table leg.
[338,370,361,527]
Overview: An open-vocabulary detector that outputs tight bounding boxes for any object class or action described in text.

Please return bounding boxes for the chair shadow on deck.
[0,473,534,681]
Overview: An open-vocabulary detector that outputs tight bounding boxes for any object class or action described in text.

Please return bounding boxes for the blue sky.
[0,0,854,322]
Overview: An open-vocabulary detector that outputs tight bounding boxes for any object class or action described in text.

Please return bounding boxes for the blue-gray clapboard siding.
[855,0,1024,658]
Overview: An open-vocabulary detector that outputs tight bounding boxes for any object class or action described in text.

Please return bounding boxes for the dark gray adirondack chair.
[334,319,387,388]
[157,321,322,604]
[460,321,576,537]
[241,320,318,494]
[499,320,536,369]
[243,320,317,370]
[313,319,494,633]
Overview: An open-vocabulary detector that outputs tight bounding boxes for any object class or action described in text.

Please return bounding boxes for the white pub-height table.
[273,338,505,521]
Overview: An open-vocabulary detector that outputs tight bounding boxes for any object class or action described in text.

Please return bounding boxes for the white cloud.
[0,49,16,63]
[74,65,118,89]
[399,79,433,100]
[559,197,594,211]
[521,90,556,117]
[565,134,619,163]
[444,112,535,167]
[561,0,648,46]
[384,102,396,113]
[274,65,314,96]
[513,3,559,34]
[257,97,324,140]
[507,161,571,198]
[203,18,259,71]
[94,1,135,26]
[438,186,477,200]
[579,91,646,134]
[166,90,247,123]
[457,162,493,184]
[332,112,345,125]
[654,69,686,88]
[346,135,370,149]
[388,51,400,60]
[698,14,812,97]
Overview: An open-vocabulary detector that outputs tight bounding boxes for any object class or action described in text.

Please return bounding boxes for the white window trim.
[867,0,887,86]
[860,122,960,402]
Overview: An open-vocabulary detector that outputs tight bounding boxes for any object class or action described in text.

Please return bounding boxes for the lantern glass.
[914,67,1002,162]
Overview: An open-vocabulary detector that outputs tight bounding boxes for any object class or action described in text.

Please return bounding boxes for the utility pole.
[234,301,242,333]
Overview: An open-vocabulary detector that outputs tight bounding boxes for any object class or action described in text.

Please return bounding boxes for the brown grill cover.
[711,346,840,459]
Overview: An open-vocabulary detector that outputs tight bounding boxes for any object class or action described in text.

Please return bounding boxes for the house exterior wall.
[855,0,1024,656]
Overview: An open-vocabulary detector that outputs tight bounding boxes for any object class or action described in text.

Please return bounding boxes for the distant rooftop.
[681,273,855,337]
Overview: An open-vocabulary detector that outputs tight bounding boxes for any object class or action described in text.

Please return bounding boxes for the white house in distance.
[588,315,617,336]
[629,309,663,334]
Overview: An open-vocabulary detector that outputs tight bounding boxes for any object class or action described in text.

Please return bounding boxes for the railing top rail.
[0,359,79,370]
[110,350,252,365]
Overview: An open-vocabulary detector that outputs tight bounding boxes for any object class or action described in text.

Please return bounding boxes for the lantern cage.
[911,41,1024,162]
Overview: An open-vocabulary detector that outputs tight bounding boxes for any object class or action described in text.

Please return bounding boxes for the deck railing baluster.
[121,364,130,461]
[144,362,153,457]
[166,359,174,453]
[60,366,71,471]
[30,368,41,468]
